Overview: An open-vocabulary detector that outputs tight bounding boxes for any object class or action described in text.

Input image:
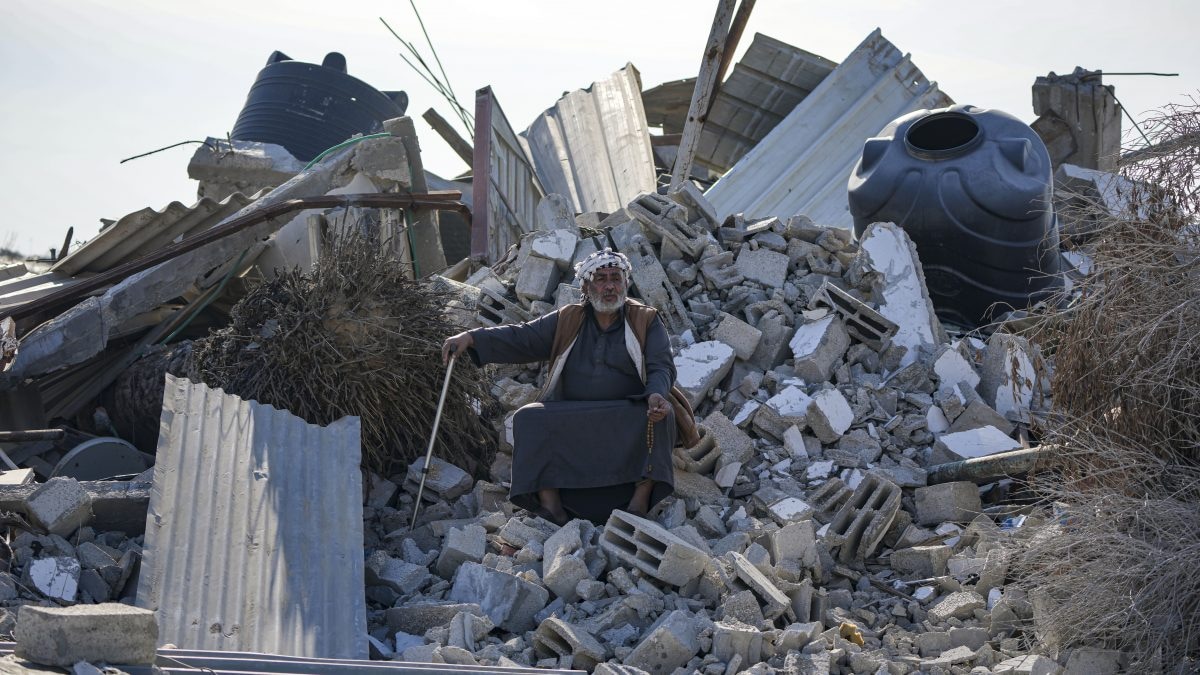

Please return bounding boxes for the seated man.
[441,249,694,525]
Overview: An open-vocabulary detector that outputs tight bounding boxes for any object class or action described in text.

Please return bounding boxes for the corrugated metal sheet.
[704,29,953,228]
[471,86,544,263]
[521,63,657,214]
[52,192,260,276]
[696,34,837,174]
[137,375,366,659]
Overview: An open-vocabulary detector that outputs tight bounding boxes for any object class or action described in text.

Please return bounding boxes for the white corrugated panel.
[522,64,657,214]
[138,375,366,659]
[704,28,953,228]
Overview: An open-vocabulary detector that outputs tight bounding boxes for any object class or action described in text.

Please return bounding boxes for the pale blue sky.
[2,0,1196,257]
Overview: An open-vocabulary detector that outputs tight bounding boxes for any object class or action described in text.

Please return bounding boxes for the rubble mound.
[188,232,496,475]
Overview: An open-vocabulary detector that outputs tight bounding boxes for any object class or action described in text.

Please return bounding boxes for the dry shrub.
[1012,100,1200,670]
[188,231,496,476]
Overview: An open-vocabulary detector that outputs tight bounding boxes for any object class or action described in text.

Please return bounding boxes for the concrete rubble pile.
[347,183,1087,674]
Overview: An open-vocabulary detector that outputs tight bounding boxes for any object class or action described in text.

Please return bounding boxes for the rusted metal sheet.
[705,29,952,228]
[522,64,657,214]
[138,375,366,658]
[471,86,544,262]
[697,33,837,174]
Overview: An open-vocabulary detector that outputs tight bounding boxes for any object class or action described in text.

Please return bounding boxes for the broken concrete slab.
[405,456,474,502]
[978,331,1040,423]
[15,603,157,666]
[931,425,1022,463]
[710,311,762,360]
[675,340,736,408]
[624,610,704,674]
[928,590,986,623]
[807,387,854,444]
[447,562,549,633]
[857,222,944,367]
[28,556,79,603]
[437,524,487,579]
[735,247,789,289]
[790,315,850,383]
[890,545,953,578]
[26,476,92,537]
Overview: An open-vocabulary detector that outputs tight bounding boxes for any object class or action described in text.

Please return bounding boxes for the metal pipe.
[409,351,458,529]
[927,446,1047,485]
[0,429,65,443]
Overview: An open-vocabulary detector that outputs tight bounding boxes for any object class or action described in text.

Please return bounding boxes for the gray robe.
[468,304,677,522]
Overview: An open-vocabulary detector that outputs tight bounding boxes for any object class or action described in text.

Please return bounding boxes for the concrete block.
[27,477,92,537]
[808,280,898,350]
[928,590,986,623]
[534,617,606,671]
[790,315,850,383]
[827,429,882,468]
[825,472,901,563]
[857,223,943,367]
[747,313,790,371]
[698,249,745,290]
[916,630,951,657]
[710,312,762,360]
[766,497,813,525]
[515,255,561,304]
[536,194,580,234]
[595,665,651,675]
[1064,647,1126,674]
[28,556,79,602]
[498,517,554,548]
[601,510,709,586]
[404,456,473,502]
[993,654,1059,675]
[437,524,487,579]
[16,605,155,667]
[915,482,983,525]
[668,180,719,230]
[620,236,694,336]
[675,341,736,408]
[948,383,1015,435]
[808,478,853,521]
[979,332,1039,422]
[890,545,953,578]
[712,618,763,664]
[385,602,485,636]
[366,551,430,593]
[447,562,548,633]
[768,520,816,567]
[624,610,703,674]
[349,135,412,185]
[628,191,707,258]
[806,388,853,444]
[76,541,119,570]
[932,344,980,393]
[756,386,811,441]
[729,552,791,620]
[949,625,989,651]
[673,428,719,474]
[735,248,789,288]
[544,552,591,603]
[529,229,579,270]
[931,425,1021,463]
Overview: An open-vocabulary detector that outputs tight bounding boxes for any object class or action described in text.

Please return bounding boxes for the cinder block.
[15,603,156,666]
[447,562,548,633]
[806,388,853,443]
[366,551,430,592]
[624,610,703,674]
[437,525,487,579]
[386,602,486,636]
[754,386,811,442]
[544,552,591,603]
[711,312,762,361]
[808,477,853,523]
[515,254,561,304]
[809,280,898,350]
[768,520,816,567]
[674,341,736,409]
[667,180,719,230]
[404,456,473,502]
[476,285,533,328]
[825,472,902,563]
[928,590,986,623]
[673,427,719,474]
[712,618,763,664]
[533,617,607,671]
[702,411,755,468]
[890,545,953,578]
[529,229,579,270]
[735,247,789,288]
[698,250,745,290]
[790,314,850,383]
[915,482,982,525]
[601,511,709,587]
[27,477,92,537]
[628,191,707,258]
[729,552,791,620]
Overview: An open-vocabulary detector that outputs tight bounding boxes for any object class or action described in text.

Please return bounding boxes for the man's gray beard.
[588,288,626,313]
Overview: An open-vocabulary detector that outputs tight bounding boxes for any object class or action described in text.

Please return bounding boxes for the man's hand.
[647,393,670,423]
[442,331,474,365]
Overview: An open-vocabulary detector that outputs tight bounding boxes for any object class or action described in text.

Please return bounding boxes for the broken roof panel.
[704,28,952,228]
[472,86,545,262]
[138,375,366,659]
[696,34,837,174]
[51,192,260,277]
[521,63,658,215]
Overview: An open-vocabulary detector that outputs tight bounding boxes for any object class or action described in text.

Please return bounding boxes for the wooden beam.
[708,0,756,116]
[423,107,475,167]
[669,0,737,192]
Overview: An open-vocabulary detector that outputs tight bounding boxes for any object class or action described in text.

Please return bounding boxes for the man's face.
[584,267,627,313]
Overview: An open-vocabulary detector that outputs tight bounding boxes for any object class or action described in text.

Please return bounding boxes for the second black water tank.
[231,51,408,162]
[847,104,1062,327]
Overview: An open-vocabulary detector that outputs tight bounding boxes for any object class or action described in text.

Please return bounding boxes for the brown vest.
[545,299,701,449]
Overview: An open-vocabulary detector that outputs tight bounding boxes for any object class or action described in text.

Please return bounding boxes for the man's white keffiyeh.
[573,248,631,282]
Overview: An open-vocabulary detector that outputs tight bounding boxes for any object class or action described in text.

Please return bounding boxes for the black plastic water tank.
[231,51,409,162]
[847,104,1062,327]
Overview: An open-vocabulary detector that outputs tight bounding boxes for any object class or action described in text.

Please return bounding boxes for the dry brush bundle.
[188,230,496,476]
[1011,100,1200,670]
